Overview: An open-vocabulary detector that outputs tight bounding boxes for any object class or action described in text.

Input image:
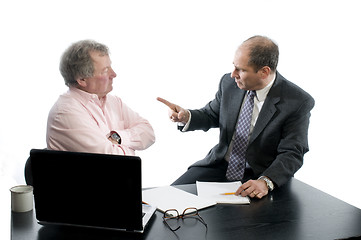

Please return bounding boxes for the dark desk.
[11,178,361,240]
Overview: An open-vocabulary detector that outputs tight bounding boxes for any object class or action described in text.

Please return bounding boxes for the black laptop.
[30,149,156,233]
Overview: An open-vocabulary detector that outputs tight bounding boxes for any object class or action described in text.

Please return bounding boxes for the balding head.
[237,35,279,72]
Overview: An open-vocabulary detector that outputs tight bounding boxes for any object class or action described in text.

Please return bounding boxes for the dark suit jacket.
[186,72,315,187]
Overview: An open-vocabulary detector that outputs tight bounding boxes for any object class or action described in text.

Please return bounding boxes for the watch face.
[111,133,120,140]
[265,179,274,190]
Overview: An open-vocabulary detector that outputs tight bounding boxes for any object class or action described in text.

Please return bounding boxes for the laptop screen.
[30,149,143,231]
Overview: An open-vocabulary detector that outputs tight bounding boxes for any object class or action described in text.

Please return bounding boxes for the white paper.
[142,186,216,214]
[196,181,250,204]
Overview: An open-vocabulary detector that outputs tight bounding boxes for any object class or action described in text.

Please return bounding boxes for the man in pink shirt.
[46,40,155,155]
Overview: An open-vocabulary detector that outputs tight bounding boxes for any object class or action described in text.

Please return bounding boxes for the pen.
[220,192,236,195]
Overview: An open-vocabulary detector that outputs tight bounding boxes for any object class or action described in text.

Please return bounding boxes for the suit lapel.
[226,85,246,142]
[249,75,282,145]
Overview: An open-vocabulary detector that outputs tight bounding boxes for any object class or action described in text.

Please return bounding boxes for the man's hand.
[157,97,190,123]
[235,179,269,199]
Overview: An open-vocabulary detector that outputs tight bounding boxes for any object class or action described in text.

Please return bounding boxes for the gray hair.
[60,40,110,87]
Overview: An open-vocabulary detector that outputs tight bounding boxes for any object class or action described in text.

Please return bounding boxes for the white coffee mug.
[10,185,34,212]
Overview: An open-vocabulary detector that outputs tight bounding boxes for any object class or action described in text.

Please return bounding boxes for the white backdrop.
[1,0,360,222]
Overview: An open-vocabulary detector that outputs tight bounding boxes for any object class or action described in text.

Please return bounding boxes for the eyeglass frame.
[162,207,208,231]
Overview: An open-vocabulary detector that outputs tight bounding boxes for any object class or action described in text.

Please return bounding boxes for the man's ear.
[76,78,87,87]
[259,66,271,79]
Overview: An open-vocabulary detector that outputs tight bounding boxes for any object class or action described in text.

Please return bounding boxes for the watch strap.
[258,176,274,191]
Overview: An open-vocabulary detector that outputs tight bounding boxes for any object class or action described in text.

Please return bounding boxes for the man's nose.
[110,68,117,78]
[231,69,238,79]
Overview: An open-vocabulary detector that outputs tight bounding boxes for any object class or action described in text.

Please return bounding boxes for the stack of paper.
[196,181,250,204]
[142,182,250,214]
[142,186,216,213]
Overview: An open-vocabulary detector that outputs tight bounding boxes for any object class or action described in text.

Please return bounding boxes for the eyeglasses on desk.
[162,207,207,231]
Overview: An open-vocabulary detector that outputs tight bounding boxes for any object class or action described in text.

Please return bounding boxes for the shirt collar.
[255,74,276,102]
[69,87,107,107]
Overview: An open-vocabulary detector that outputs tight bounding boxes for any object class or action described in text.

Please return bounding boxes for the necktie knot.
[248,90,256,99]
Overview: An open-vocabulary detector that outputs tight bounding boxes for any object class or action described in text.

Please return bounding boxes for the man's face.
[231,46,264,91]
[78,51,117,98]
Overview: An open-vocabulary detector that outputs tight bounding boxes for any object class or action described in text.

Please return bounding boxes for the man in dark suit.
[157,35,314,199]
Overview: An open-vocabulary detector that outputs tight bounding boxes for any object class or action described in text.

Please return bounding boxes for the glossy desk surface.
[11,178,361,240]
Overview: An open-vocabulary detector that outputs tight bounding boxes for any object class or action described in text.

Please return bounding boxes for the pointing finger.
[156,97,176,110]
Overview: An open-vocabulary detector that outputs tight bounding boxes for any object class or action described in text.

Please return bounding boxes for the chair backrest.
[24,155,32,185]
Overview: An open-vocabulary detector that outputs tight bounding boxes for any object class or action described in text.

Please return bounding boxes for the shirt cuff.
[177,110,191,132]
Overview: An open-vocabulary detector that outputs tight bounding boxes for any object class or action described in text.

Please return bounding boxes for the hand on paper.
[235,180,268,199]
[157,97,190,124]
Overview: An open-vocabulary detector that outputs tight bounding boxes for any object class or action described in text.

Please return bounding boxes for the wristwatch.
[258,176,274,191]
[110,131,121,144]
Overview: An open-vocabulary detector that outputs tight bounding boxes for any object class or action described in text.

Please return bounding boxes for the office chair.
[24,155,33,186]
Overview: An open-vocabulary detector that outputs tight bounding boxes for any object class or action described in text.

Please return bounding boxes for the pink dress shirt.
[46,87,155,155]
